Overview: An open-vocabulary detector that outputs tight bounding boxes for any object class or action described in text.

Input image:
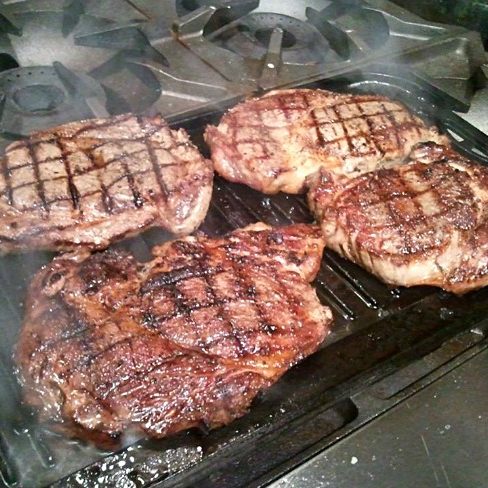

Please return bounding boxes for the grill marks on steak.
[16,224,332,445]
[205,88,448,194]
[0,114,213,253]
[308,142,488,294]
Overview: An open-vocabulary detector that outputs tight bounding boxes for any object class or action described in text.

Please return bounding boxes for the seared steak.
[16,223,332,445]
[205,88,448,194]
[308,142,488,294]
[0,114,213,253]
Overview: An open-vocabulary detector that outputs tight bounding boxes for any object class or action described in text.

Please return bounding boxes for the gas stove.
[0,2,487,488]
[0,0,486,151]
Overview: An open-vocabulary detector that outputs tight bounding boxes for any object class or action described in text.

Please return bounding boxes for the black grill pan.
[1,66,488,488]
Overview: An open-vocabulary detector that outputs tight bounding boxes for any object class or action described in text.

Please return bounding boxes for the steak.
[308,142,488,294]
[205,88,448,194]
[16,223,332,445]
[0,114,213,254]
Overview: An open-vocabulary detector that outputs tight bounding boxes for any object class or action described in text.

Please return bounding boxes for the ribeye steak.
[308,142,488,294]
[205,88,447,194]
[0,114,213,253]
[16,223,332,445]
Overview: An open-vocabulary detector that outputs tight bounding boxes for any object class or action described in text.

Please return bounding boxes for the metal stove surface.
[0,0,247,152]
[0,2,487,488]
[173,0,487,96]
[0,0,485,152]
[270,342,488,488]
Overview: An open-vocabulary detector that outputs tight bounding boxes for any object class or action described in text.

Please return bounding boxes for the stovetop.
[0,2,487,488]
[270,340,488,488]
[0,0,486,153]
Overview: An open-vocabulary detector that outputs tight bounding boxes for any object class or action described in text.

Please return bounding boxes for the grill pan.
[1,66,488,488]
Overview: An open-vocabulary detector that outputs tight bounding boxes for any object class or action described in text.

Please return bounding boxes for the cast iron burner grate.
[0,0,248,152]
[0,0,157,144]
[213,12,335,64]
[173,0,486,98]
[0,0,147,73]
[176,0,261,22]
[0,64,107,142]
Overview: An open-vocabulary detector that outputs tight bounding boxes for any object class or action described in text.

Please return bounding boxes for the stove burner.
[255,27,296,48]
[12,84,65,112]
[176,0,259,19]
[0,64,107,137]
[0,0,177,118]
[217,13,333,64]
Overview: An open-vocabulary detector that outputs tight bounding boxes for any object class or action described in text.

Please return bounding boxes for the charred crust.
[17,221,330,445]
[267,232,284,245]
[78,251,132,295]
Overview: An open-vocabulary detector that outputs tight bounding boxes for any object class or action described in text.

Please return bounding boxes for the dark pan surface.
[1,67,488,488]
